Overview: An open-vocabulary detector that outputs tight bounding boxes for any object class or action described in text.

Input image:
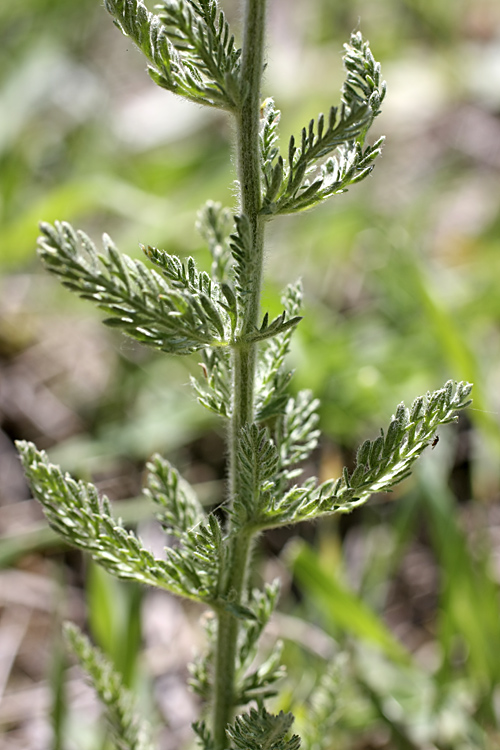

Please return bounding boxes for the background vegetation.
[1,0,500,748]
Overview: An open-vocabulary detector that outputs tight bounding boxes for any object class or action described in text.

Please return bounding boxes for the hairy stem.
[212,1,267,748]
[212,529,253,750]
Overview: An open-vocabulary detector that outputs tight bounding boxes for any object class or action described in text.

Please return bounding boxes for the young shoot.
[18,1,472,748]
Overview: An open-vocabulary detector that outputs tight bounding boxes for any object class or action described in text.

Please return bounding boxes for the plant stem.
[212,1,267,748]
[212,529,253,750]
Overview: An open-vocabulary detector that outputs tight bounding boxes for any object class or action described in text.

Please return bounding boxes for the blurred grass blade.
[87,561,143,688]
[288,540,410,664]
[0,177,170,268]
[396,245,498,446]
[418,468,500,693]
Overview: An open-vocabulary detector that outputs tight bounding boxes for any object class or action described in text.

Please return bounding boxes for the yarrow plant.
[17,1,473,748]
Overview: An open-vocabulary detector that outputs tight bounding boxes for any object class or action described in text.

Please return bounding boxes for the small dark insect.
[431,435,439,449]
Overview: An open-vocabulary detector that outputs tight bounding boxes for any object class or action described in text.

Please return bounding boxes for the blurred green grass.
[1,0,500,747]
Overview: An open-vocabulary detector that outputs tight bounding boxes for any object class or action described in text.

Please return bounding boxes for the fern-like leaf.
[196,201,234,283]
[193,720,214,750]
[244,310,303,345]
[342,30,385,126]
[256,281,303,422]
[64,623,154,750]
[233,581,284,704]
[156,0,241,109]
[272,138,384,215]
[232,424,280,525]
[17,441,222,605]
[260,98,283,204]
[236,643,285,704]
[237,581,280,671]
[168,513,225,603]
[229,215,302,343]
[38,222,230,355]
[145,454,205,536]
[253,380,473,529]
[260,32,386,216]
[274,390,320,491]
[105,0,241,110]
[229,214,256,330]
[229,218,301,342]
[190,583,284,708]
[191,347,233,418]
[227,707,300,750]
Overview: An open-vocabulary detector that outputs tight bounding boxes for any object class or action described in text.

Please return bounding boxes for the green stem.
[212,1,267,748]
[212,529,253,750]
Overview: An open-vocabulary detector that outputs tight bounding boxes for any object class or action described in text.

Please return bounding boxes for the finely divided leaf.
[237,581,281,672]
[156,0,242,109]
[191,347,233,418]
[235,644,285,704]
[38,221,230,355]
[260,32,386,216]
[260,98,283,203]
[65,623,154,750]
[244,310,303,345]
[167,513,225,602]
[256,281,303,421]
[196,201,234,283]
[17,442,222,605]
[232,424,280,525]
[105,0,241,109]
[234,581,285,705]
[227,707,300,750]
[229,214,256,329]
[252,380,472,529]
[274,390,320,490]
[145,454,205,536]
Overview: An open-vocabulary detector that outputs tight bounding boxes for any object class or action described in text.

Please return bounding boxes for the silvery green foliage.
[226,708,301,750]
[228,216,302,340]
[231,423,281,526]
[246,380,473,530]
[20,1,473,748]
[260,33,386,215]
[196,201,234,283]
[18,379,471,545]
[274,390,321,489]
[255,282,303,422]
[194,708,302,750]
[37,221,232,355]
[104,0,241,109]
[64,623,154,750]
[191,345,233,417]
[37,219,301,355]
[145,454,205,536]
[17,441,226,605]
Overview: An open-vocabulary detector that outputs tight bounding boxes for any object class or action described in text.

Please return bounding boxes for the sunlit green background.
[1,0,500,748]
